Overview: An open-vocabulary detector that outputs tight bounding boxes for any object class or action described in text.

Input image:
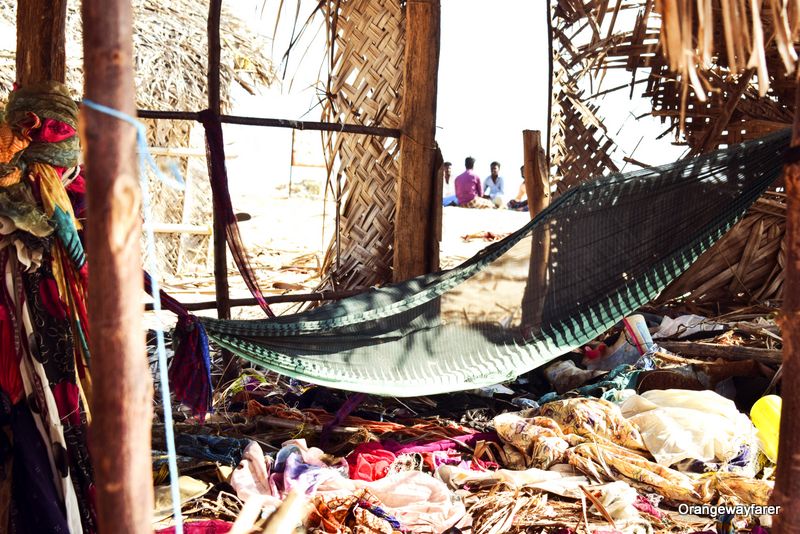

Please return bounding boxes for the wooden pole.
[15,0,67,86]
[521,130,551,330]
[82,0,154,531]
[545,0,554,167]
[393,0,441,281]
[208,0,228,324]
[523,130,550,217]
[206,0,239,383]
[772,78,800,533]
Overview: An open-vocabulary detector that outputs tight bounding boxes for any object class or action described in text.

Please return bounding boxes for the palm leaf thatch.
[551,0,799,309]
[1,0,276,277]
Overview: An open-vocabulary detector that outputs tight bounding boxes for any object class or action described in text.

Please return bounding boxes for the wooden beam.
[393,0,441,281]
[207,0,227,325]
[143,287,365,311]
[135,110,403,137]
[82,0,154,531]
[656,341,781,365]
[773,77,800,533]
[15,0,67,86]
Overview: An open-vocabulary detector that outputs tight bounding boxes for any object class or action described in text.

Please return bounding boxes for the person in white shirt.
[442,161,458,206]
[483,161,506,208]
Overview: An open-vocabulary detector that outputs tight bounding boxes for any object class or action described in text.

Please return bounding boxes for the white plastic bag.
[621,389,757,467]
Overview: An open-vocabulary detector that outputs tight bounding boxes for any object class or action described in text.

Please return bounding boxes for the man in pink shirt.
[455,157,494,209]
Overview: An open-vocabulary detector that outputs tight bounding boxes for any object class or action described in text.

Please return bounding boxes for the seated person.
[442,161,458,206]
[507,166,529,211]
[455,157,494,209]
[483,161,506,208]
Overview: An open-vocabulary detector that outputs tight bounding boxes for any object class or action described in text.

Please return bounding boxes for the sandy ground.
[148,196,531,327]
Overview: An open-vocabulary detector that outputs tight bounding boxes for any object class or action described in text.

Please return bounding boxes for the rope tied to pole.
[83,98,185,534]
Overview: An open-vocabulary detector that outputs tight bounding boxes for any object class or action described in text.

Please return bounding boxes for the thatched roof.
[0,0,275,123]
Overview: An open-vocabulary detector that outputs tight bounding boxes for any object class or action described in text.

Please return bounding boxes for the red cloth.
[53,381,81,427]
[0,303,23,403]
[346,442,396,481]
[38,278,67,321]
[156,520,233,534]
[29,118,76,143]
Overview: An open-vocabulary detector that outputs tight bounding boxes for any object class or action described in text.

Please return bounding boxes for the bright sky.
[223,1,682,195]
[436,0,548,186]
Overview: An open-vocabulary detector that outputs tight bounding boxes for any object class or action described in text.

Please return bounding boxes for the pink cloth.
[156,520,233,534]
[454,169,483,205]
[346,442,396,481]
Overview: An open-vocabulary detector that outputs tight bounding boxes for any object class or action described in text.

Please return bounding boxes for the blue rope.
[83,99,184,533]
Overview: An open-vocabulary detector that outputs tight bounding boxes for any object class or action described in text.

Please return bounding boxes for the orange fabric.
[307,491,398,534]
[0,168,22,187]
[245,401,475,439]
[0,123,30,164]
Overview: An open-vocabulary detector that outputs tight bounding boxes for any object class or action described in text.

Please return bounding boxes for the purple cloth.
[321,393,366,447]
[455,170,483,205]
[5,396,71,533]
[144,273,213,418]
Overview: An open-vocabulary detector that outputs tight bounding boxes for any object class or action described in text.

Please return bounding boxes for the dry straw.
[1,0,275,277]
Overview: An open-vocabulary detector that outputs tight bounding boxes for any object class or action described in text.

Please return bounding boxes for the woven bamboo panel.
[549,4,622,195]
[318,0,404,290]
[143,150,214,277]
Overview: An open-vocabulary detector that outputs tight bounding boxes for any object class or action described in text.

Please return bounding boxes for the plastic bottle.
[750,395,781,463]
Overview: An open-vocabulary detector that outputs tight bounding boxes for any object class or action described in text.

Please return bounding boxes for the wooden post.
[521,130,551,330]
[523,130,550,217]
[393,0,441,282]
[207,0,239,383]
[15,0,67,86]
[772,79,800,533]
[82,0,154,531]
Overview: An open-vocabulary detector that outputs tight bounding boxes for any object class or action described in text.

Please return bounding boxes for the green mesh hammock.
[200,129,789,396]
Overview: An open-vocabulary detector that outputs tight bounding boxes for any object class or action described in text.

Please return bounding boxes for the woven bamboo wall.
[319,0,405,290]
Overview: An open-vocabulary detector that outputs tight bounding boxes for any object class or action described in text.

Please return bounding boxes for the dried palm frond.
[656,0,799,104]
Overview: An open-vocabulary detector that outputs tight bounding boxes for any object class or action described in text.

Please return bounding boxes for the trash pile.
[151,310,783,533]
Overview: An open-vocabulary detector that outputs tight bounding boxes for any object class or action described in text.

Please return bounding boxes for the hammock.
[194,129,789,398]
